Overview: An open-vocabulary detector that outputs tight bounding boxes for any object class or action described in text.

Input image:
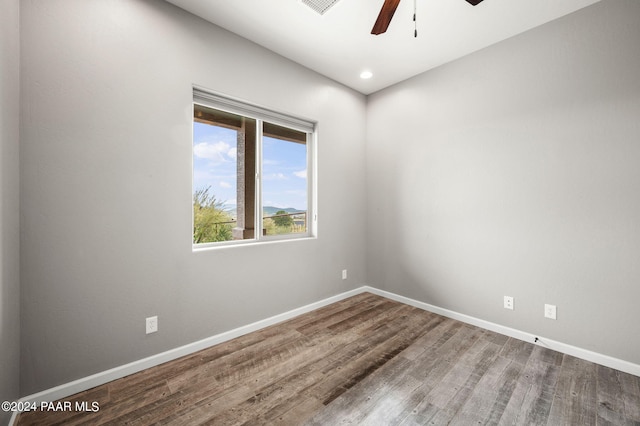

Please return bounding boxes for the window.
[192,88,316,247]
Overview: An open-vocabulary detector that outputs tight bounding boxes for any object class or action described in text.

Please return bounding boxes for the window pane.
[193,106,239,244]
[192,93,314,247]
[261,122,308,236]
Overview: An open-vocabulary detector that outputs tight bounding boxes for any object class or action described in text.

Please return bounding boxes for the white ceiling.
[165,0,601,95]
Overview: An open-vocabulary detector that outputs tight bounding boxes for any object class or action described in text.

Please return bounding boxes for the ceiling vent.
[301,0,340,15]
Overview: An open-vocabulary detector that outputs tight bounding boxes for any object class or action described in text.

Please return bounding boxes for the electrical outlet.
[146,316,158,334]
[544,304,557,320]
[504,296,514,310]
[342,269,347,280]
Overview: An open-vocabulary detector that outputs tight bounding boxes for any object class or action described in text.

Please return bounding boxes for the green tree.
[273,210,293,228]
[193,187,234,243]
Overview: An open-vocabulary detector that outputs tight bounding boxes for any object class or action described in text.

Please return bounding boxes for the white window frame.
[192,87,317,249]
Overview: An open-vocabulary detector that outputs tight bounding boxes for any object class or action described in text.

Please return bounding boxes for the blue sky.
[193,122,308,211]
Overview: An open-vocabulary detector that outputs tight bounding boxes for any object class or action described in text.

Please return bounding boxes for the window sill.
[192,235,317,252]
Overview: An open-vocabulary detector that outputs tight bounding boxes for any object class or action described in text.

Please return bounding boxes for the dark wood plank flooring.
[16,293,640,425]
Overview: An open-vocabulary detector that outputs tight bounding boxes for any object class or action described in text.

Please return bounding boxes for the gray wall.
[366,0,640,365]
[0,0,21,422]
[20,0,367,394]
[18,0,640,399]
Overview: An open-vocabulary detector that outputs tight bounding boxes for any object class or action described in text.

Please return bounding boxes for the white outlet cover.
[544,304,557,320]
[146,316,158,334]
[504,296,514,310]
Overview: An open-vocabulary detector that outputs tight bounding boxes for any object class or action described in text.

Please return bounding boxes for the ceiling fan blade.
[465,0,484,5]
[371,0,402,35]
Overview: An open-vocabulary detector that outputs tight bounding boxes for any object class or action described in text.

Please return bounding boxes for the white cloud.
[293,169,307,179]
[220,181,231,188]
[193,141,235,164]
[263,172,287,181]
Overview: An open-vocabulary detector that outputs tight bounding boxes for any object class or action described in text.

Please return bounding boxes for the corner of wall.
[0,0,22,423]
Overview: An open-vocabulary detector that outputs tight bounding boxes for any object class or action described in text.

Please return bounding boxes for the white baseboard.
[11,285,639,425]
[362,286,640,377]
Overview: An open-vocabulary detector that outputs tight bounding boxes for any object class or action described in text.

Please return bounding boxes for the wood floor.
[16,293,640,425]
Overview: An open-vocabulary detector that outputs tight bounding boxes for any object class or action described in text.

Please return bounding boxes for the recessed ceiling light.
[360,70,373,79]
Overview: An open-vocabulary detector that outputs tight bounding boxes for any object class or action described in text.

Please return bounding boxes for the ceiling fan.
[371,0,485,35]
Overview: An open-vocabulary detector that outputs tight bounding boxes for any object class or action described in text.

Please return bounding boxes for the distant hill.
[263,206,305,216]
[222,205,305,218]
